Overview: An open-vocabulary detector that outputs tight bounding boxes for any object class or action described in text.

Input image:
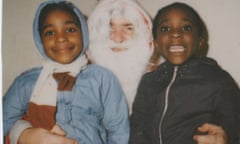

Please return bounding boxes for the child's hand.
[193,123,227,144]
[50,124,66,136]
[18,127,78,144]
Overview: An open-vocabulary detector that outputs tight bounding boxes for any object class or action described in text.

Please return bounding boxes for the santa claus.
[87,0,155,113]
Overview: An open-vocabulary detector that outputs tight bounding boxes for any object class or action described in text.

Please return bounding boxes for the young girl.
[3,1,129,144]
[130,2,239,144]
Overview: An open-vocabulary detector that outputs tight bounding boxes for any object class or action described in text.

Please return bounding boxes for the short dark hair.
[38,1,81,36]
[152,2,209,56]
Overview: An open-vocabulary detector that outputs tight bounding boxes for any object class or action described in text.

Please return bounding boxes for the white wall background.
[2,0,240,94]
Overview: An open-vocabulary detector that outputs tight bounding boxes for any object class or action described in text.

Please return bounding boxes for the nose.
[110,29,125,43]
[171,29,181,38]
[56,32,67,43]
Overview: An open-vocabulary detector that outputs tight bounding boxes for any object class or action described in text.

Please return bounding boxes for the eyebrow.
[110,21,134,27]
[43,20,78,28]
[65,20,78,26]
[158,18,194,25]
[123,23,134,27]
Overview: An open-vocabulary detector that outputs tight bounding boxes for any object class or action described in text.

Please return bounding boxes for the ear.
[198,37,208,56]
[153,40,159,49]
[149,40,161,68]
[198,37,204,48]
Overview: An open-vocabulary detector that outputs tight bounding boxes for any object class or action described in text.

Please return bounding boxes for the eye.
[66,27,77,33]
[127,26,134,31]
[124,25,134,32]
[44,30,55,37]
[160,26,170,32]
[182,25,192,31]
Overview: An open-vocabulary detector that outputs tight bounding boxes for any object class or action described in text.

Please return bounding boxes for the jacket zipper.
[159,66,178,144]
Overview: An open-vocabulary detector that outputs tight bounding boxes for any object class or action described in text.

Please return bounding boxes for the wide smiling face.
[154,8,201,65]
[41,10,82,64]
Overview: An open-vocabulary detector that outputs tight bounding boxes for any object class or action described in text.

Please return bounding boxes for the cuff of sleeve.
[9,120,32,144]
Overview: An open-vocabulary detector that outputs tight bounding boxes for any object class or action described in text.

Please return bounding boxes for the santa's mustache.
[108,39,136,49]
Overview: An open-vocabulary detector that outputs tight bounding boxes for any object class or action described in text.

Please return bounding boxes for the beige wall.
[2,0,240,94]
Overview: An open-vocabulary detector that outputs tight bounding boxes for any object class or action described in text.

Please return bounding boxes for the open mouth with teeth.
[111,47,128,52]
[169,45,185,53]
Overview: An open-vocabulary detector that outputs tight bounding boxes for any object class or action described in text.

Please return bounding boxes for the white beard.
[88,37,152,114]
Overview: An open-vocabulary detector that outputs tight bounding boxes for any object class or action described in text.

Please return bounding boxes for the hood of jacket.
[33,0,89,60]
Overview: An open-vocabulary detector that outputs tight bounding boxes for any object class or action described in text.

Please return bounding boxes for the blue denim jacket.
[3,64,130,144]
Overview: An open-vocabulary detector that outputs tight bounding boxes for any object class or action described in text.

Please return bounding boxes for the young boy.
[3,1,129,144]
[130,2,239,144]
